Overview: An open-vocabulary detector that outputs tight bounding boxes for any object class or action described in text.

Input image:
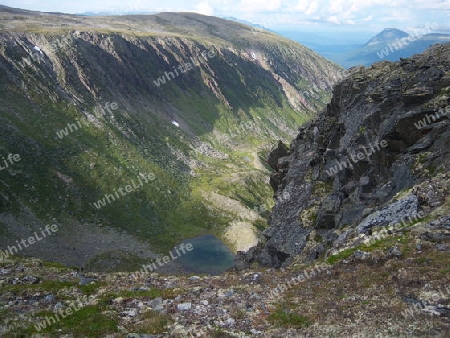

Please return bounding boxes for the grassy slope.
[0,11,340,258]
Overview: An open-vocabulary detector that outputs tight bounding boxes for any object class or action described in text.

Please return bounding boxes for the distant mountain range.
[339,28,450,67]
[276,27,450,68]
[222,16,450,68]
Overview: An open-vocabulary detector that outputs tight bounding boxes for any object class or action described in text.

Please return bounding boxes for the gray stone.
[386,246,402,258]
[79,276,95,286]
[153,304,164,312]
[226,317,236,326]
[148,297,162,309]
[177,302,192,311]
[44,294,55,303]
[350,250,371,261]
[359,176,370,186]
[54,302,64,311]
[225,289,234,297]
[436,244,448,251]
[356,195,419,234]
[122,308,138,317]
[421,232,450,243]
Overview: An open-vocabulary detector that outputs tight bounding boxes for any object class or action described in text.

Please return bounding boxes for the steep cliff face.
[242,44,450,267]
[0,8,341,269]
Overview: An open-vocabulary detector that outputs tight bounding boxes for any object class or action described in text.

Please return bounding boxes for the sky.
[2,0,450,34]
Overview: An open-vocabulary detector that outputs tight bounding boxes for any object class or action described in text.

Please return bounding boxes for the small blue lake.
[173,234,235,275]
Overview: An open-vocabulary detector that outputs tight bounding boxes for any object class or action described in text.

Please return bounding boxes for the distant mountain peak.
[365,28,409,46]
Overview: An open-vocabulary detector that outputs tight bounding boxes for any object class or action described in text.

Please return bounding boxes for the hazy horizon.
[1,0,449,35]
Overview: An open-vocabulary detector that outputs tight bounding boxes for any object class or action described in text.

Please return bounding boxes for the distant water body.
[174,234,235,275]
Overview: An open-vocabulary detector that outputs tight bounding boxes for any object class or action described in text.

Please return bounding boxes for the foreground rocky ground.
[1,204,449,337]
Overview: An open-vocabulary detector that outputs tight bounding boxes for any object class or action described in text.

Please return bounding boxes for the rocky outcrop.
[240,44,450,268]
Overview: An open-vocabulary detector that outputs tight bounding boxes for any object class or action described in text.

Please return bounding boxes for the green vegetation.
[326,247,358,264]
[30,305,118,336]
[0,47,304,252]
[253,219,268,232]
[2,280,75,294]
[415,257,429,265]
[268,306,311,329]
[312,180,333,196]
[78,282,103,296]
[42,261,72,269]
[130,310,171,334]
[211,328,235,337]
[363,235,409,252]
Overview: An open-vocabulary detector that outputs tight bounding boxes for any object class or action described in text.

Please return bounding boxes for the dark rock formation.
[267,140,289,191]
[266,141,289,171]
[241,44,450,268]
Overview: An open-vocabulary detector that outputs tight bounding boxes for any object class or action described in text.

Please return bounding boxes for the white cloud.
[237,0,282,12]
[304,0,320,15]
[294,0,449,18]
[194,1,215,15]
[327,16,342,25]
[296,0,320,15]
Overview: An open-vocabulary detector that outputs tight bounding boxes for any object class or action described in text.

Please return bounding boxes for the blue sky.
[2,0,449,33]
